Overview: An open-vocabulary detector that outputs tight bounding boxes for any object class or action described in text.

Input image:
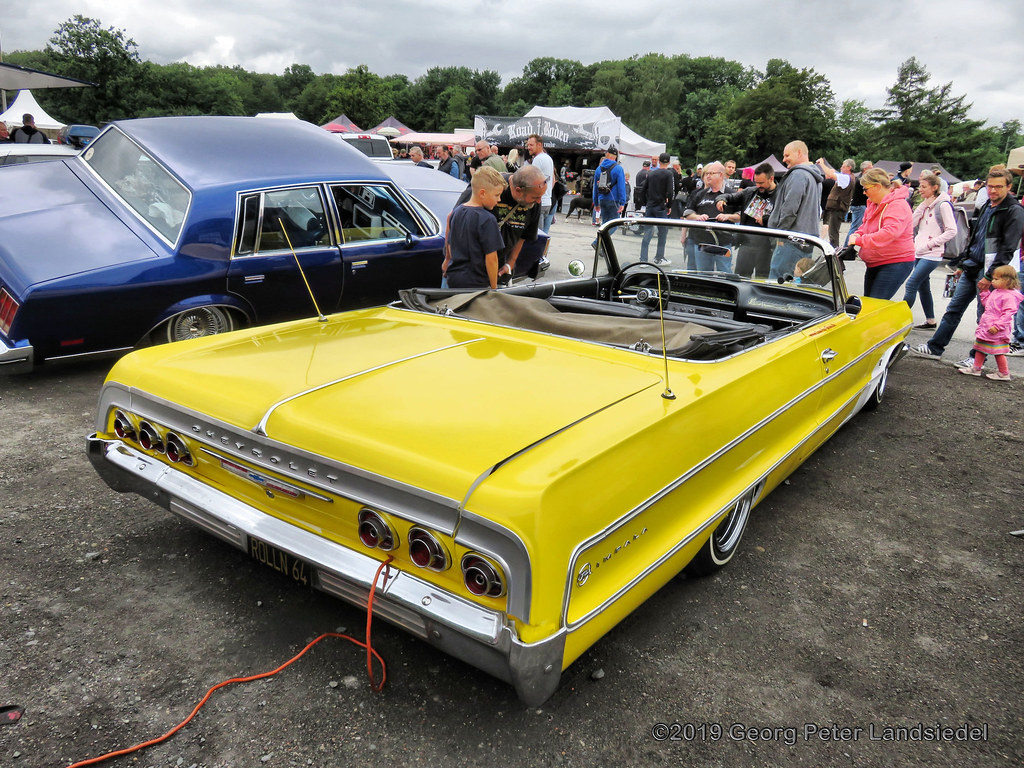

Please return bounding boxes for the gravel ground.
[1,274,1022,767]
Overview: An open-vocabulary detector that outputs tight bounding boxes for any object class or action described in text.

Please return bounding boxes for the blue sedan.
[0,116,453,373]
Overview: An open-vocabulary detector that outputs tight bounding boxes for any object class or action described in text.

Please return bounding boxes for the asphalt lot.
[1,215,1022,767]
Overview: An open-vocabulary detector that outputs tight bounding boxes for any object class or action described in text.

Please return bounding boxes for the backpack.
[938,201,969,259]
[597,163,616,195]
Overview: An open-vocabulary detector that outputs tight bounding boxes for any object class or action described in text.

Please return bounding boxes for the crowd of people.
[381,131,1024,380]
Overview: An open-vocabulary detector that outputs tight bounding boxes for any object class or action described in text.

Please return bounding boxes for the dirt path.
[1,355,1021,767]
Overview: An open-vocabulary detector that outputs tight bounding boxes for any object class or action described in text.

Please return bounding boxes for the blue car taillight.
[0,289,19,336]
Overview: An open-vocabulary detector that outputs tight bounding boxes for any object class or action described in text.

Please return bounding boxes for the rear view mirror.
[845,295,862,316]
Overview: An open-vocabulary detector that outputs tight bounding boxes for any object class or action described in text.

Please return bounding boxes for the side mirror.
[567,259,586,277]
[404,233,417,249]
[845,295,862,317]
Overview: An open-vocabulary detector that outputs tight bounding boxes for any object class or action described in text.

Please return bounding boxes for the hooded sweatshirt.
[856,186,915,267]
[767,162,824,237]
[594,157,627,207]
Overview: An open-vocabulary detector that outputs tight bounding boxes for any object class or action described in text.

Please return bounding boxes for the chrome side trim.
[253,337,486,435]
[561,332,908,627]
[87,435,564,706]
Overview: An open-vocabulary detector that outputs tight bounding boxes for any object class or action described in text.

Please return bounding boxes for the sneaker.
[952,357,974,369]
[654,257,672,266]
[986,372,1012,381]
[912,322,937,330]
[911,343,940,358]
[957,366,982,376]
[1007,343,1024,357]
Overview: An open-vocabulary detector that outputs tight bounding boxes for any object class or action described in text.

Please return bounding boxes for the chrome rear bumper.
[0,336,33,373]
[87,434,564,705]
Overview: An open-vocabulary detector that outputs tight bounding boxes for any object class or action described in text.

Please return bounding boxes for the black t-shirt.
[456,181,540,265]
[645,167,676,208]
[445,205,506,289]
[685,186,737,245]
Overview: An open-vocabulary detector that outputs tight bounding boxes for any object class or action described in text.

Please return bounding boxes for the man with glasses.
[473,140,507,173]
[913,167,1024,362]
[453,164,547,281]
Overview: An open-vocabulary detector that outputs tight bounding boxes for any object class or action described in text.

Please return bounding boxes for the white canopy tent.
[523,105,665,182]
[0,90,66,134]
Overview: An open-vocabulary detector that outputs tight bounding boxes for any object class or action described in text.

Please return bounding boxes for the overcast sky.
[3,1,1022,129]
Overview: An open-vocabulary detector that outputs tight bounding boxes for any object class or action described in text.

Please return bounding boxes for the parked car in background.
[88,217,911,705]
[337,132,394,158]
[56,123,100,149]
[0,116,451,373]
[0,143,78,166]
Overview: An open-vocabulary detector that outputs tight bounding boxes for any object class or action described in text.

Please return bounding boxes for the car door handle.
[821,348,838,363]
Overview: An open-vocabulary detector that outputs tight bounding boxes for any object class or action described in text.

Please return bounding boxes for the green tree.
[706,59,836,164]
[874,57,996,179]
[38,15,144,123]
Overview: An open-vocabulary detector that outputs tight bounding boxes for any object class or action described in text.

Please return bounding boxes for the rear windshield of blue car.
[82,129,191,244]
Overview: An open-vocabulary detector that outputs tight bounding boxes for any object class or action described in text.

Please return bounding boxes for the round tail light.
[138,421,164,453]
[461,554,505,597]
[357,509,396,551]
[164,433,194,466]
[113,410,136,441]
[408,529,449,571]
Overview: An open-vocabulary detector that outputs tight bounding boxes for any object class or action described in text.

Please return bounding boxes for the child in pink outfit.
[958,265,1024,380]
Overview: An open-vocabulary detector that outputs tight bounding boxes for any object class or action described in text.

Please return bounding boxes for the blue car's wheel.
[166,306,233,343]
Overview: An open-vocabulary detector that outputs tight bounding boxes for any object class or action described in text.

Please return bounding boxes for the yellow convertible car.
[88,219,911,705]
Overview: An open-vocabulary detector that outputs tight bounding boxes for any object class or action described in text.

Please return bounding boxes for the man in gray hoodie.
[767,140,824,279]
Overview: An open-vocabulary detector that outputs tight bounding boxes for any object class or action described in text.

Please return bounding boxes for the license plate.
[248,536,315,587]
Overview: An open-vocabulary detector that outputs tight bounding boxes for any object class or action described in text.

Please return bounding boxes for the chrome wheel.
[686,494,754,577]
[166,306,232,343]
[862,363,888,411]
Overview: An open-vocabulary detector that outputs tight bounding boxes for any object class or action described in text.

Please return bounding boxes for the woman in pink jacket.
[902,172,958,328]
[848,167,916,299]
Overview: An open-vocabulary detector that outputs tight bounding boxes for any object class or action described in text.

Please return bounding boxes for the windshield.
[83,128,191,244]
[601,218,836,300]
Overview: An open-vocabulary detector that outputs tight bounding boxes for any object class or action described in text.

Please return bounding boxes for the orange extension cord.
[67,556,394,768]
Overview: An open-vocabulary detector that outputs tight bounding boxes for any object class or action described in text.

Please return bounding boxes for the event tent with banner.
[0,90,66,136]
[475,105,665,184]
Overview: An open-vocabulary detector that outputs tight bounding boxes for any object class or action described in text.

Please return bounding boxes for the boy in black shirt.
[442,167,507,289]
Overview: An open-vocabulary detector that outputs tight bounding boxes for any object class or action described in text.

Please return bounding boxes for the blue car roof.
[109,116,389,191]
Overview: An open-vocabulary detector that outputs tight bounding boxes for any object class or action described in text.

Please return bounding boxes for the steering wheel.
[611,261,672,309]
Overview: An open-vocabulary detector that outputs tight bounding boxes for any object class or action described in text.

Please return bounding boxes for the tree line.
[5,16,1020,180]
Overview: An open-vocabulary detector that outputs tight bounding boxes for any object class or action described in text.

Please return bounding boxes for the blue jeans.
[768,241,808,280]
[542,204,555,233]
[901,258,942,318]
[639,205,668,262]
[694,243,732,272]
[864,260,914,300]
[598,198,621,236]
[1014,301,1024,346]
[844,205,866,247]
[683,238,698,269]
[927,271,981,355]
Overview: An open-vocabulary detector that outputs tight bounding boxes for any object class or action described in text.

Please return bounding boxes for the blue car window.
[331,184,421,244]
[84,128,191,244]
[256,188,331,252]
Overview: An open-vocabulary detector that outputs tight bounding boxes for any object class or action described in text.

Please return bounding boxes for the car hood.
[0,160,158,293]
[108,307,663,502]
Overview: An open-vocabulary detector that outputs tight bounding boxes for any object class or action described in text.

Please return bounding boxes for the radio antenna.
[278,219,327,322]
[656,270,675,400]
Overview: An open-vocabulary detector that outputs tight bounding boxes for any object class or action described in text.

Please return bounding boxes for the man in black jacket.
[914,168,1024,361]
[716,162,778,277]
[639,153,675,264]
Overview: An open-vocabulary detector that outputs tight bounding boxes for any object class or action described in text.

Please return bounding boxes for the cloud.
[6,0,1022,124]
